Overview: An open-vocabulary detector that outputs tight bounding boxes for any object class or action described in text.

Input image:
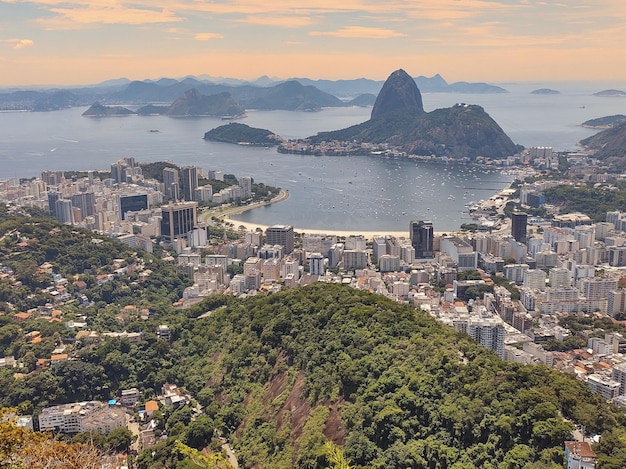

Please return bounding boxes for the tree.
[174,440,234,468]
[186,415,215,450]
[106,427,134,453]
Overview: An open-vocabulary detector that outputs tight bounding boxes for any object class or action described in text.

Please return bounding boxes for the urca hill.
[305,69,522,159]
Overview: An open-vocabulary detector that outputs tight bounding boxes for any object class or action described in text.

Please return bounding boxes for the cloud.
[35,5,182,29]
[13,39,35,49]
[235,15,316,28]
[194,32,224,41]
[2,38,35,49]
[309,26,406,39]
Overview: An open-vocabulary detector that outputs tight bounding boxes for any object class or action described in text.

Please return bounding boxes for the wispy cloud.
[309,26,406,39]
[235,15,316,28]
[194,32,224,41]
[2,38,35,49]
[35,4,182,29]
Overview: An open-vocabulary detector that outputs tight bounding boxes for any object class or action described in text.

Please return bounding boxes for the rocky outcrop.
[165,89,244,117]
[580,123,626,170]
[371,69,424,119]
[307,69,520,159]
[82,102,134,117]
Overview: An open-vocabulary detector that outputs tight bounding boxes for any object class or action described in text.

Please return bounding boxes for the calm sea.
[0,81,624,232]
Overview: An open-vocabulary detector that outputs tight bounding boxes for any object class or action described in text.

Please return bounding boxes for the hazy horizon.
[3,74,626,92]
[3,1,626,88]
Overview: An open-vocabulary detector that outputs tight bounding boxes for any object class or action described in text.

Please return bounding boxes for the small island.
[531,88,560,95]
[82,102,134,117]
[203,122,284,146]
[593,89,626,97]
[581,114,626,129]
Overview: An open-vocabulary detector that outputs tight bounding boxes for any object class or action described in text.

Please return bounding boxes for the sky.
[2,0,626,87]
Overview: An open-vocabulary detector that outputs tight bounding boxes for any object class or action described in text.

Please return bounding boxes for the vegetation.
[140,283,626,468]
[203,123,283,146]
[140,161,179,182]
[2,211,626,468]
[0,410,107,468]
[581,115,626,129]
[543,184,626,222]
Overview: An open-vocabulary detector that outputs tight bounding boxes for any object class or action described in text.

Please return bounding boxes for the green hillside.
[173,284,626,469]
[1,210,626,468]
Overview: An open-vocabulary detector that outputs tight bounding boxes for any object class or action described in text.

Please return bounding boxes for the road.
[199,189,289,227]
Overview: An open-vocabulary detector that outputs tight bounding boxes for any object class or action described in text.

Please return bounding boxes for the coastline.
[203,175,519,240]
[208,189,418,240]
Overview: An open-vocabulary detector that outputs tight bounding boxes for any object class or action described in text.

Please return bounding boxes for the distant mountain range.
[0,73,510,113]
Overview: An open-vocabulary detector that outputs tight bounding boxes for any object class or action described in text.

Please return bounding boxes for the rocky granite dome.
[370,69,424,119]
[308,69,521,159]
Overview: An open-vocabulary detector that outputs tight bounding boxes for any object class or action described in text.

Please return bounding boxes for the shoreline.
[205,177,518,240]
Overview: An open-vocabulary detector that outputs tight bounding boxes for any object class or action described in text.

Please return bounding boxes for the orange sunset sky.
[2,0,626,87]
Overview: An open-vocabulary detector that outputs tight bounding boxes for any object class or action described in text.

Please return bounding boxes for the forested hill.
[2,207,626,468]
[177,283,626,469]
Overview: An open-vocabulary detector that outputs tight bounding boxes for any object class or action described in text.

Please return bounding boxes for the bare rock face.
[371,69,424,120]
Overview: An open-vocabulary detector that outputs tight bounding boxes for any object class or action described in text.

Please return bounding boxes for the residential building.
[163,167,179,200]
[309,253,324,276]
[160,201,198,243]
[181,166,198,201]
[608,290,626,317]
[39,401,126,434]
[440,236,477,271]
[239,176,252,198]
[468,318,506,359]
[612,362,626,395]
[587,374,621,400]
[564,441,596,469]
[511,212,528,245]
[410,220,433,258]
[266,225,294,254]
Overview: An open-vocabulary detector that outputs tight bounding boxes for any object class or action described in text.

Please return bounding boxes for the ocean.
[0,81,624,232]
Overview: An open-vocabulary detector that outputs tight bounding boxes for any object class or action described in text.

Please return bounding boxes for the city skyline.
[2,1,626,87]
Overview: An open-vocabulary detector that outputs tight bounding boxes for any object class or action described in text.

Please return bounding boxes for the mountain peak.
[371,69,424,120]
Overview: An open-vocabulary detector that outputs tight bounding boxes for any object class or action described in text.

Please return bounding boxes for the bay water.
[0,81,624,232]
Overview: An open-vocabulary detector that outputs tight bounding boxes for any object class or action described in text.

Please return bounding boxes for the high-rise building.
[41,170,64,187]
[468,319,505,358]
[549,267,571,288]
[266,225,294,254]
[511,212,528,245]
[47,191,60,218]
[608,290,626,317]
[239,176,252,199]
[163,167,179,200]
[70,192,96,217]
[181,166,198,201]
[309,253,324,276]
[110,160,127,184]
[119,194,148,220]
[581,278,618,301]
[410,220,433,258]
[160,201,198,243]
[55,199,74,224]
